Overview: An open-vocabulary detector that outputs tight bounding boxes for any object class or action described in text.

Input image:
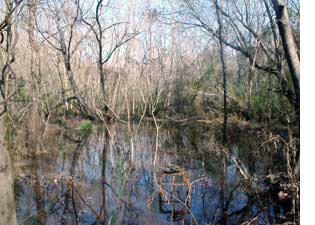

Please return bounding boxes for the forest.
[0,0,300,224]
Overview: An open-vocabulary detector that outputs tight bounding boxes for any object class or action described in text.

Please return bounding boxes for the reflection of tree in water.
[12,123,297,224]
[61,135,88,225]
[32,160,47,225]
[158,168,191,223]
[61,130,129,225]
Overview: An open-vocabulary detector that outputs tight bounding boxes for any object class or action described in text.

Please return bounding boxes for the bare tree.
[214,0,228,144]
[36,0,95,119]
[178,0,299,122]
[0,0,23,116]
[0,2,22,224]
[78,0,138,114]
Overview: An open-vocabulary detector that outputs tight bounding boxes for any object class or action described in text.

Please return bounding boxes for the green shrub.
[78,120,93,134]
[14,79,31,102]
[193,65,214,91]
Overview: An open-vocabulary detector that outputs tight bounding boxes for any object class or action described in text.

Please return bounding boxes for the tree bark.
[271,0,300,124]
[0,118,17,225]
[55,8,95,120]
[215,0,228,144]
[28,0,43,135]
[246,64,253,120]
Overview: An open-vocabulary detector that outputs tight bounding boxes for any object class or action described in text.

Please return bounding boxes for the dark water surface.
[11,122,289,225]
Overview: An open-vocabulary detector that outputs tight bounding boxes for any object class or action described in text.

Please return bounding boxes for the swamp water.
[7,122,291,225]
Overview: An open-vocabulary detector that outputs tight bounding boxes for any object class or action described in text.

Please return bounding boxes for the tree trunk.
[64,60,95,119]
[0,118,17,225]
[215,0,228,144]
[55,8,95,120]
[246,64,253,120]
[28,0,43,136]
[98,38,106,100]
[271,0,300,124]
[0,0,14,116]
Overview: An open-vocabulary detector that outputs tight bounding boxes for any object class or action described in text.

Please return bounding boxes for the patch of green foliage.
[251,79,278,115]
[172,76,196,116]
[4,115,17,151]
[14,79,31,102]
[78,120,93,134]
[23,215,38,225]
[193,65,214,91]
[108,212,119,225]
[251,78,294,123]
[173,91,195,115]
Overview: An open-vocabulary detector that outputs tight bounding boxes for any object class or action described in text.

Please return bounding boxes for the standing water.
[9,122,292,225]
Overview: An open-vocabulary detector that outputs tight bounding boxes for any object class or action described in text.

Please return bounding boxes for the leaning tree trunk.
[55,6,96,120]
[271,0,300,125]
